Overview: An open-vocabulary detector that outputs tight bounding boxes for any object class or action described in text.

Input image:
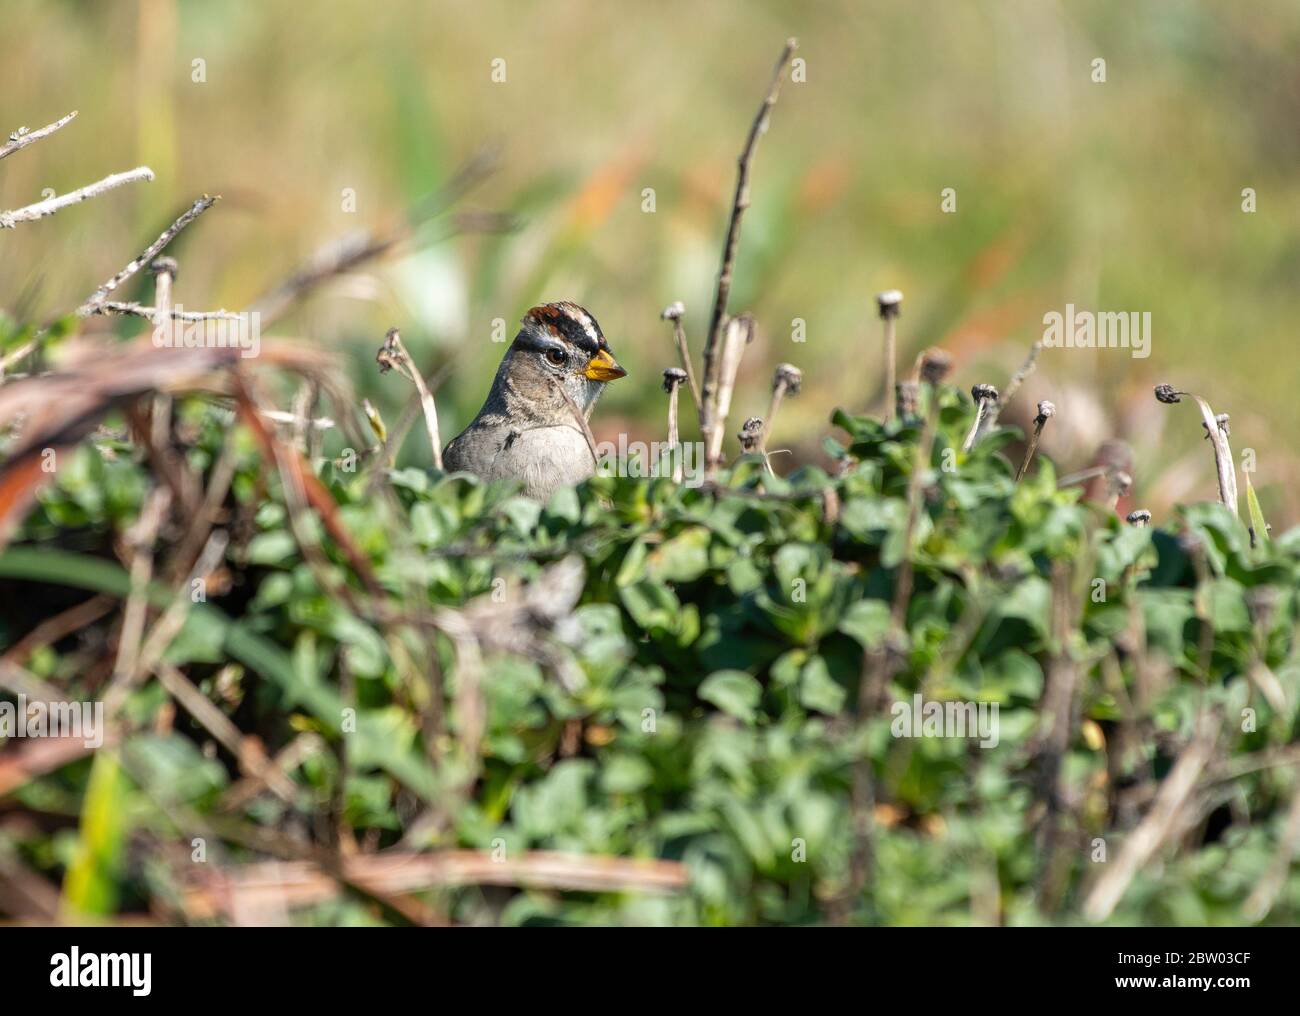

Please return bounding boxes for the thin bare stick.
[1083,713,1220,922]
[261,408,335,430]
[760,363,802,450]
[88,300,245,322]
[220,733,325,812]
[705,314,754,470]
[0,110,77,161]
[1154,385,1237,516]
[109,487,172,694]
[149,258,177,452]
[961,384,999,453]
[662,368,687,482]
[0,335,42,380]
[1015,400,1056,482]
[0,594,112,669]
[154,662,298,804]
[105,530,229,716]
[376,328,443,470]
[0,167,154,229]
[660,302,702,415]
[876,291,902,419]
[79,194,219,313]
[700,38,798,468]
[1056,464,1108,488]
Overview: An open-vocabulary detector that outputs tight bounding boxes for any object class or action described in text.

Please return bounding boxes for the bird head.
[506,302,626,413]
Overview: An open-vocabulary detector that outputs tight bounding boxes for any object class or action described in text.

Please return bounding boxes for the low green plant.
[2,381,1297,926]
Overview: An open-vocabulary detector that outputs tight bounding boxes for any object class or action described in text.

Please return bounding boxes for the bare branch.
[376,328,444,470]
[660,302,702,415]
[88,300,245,322]
[0,166,154,229]
[79,194,219,313]
[700,38,798,470]
[704,314,754,469]
[0,110,77,161]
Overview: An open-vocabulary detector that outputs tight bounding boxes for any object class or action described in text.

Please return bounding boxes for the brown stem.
[700,38,798,470]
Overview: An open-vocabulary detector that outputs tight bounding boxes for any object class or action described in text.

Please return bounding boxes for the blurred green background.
[3,0,1299,520]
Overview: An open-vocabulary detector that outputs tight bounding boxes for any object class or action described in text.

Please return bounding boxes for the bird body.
[444,302,626,500]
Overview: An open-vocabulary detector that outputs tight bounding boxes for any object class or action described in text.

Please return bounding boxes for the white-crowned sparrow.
[444,302,627,500]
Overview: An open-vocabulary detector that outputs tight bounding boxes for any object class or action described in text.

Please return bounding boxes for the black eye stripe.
[515,330,570,356]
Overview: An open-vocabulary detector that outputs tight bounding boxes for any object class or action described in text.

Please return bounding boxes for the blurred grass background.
[3,0,1299,521]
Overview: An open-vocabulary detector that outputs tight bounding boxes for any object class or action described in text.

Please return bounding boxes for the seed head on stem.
[662,367,688,482]
[761,363,802,448]
[738,416,764,454]
[917,347,952,387]
[1015,399,1055,482]
[1126,509,1152,527]
[876,289,903,420]
[1153,382,1237,515]
[961,383,999,452]
[660,302,701,415]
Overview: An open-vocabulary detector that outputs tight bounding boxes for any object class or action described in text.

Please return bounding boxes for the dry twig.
[1015,400,1055,481]
[0,110,77,161]
[660,302,702,415]
[699,38,798,473]
[377,328,444,470]
[1,167,154,229]
[79,195,219,313]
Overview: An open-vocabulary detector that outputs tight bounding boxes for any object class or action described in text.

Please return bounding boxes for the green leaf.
[647,526,711,582]
[799,654,846,715]
[61,752,129,917]
[1244,472,1269,546]
[698,670,763,722]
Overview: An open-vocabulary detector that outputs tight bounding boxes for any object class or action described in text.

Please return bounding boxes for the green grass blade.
[1244,472,1269,547]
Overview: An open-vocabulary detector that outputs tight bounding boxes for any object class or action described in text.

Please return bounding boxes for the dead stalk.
[700,38,798,474]
[761,363,802,451]
[704,314,754,470]
[660,303,701,415]
[1015,400,1055,482]
[876,290,902,419]
[377,328,444,470]
[80,195,220,313]
[662,368,688,483]
[961,384,999,453]
[149,257,178,453]
[1154,384,1238,516]
[1,166,154,229]
[0,110,78,161]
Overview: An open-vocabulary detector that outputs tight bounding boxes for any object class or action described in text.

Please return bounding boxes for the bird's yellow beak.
[584,348,627,382]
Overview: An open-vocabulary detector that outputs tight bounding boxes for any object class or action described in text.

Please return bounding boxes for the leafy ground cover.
[2,372,1297,926]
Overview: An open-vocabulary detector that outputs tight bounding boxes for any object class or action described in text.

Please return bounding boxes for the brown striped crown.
[522,302,607,355]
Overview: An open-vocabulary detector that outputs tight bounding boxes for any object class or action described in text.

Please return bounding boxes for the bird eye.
[544,348,567,366]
